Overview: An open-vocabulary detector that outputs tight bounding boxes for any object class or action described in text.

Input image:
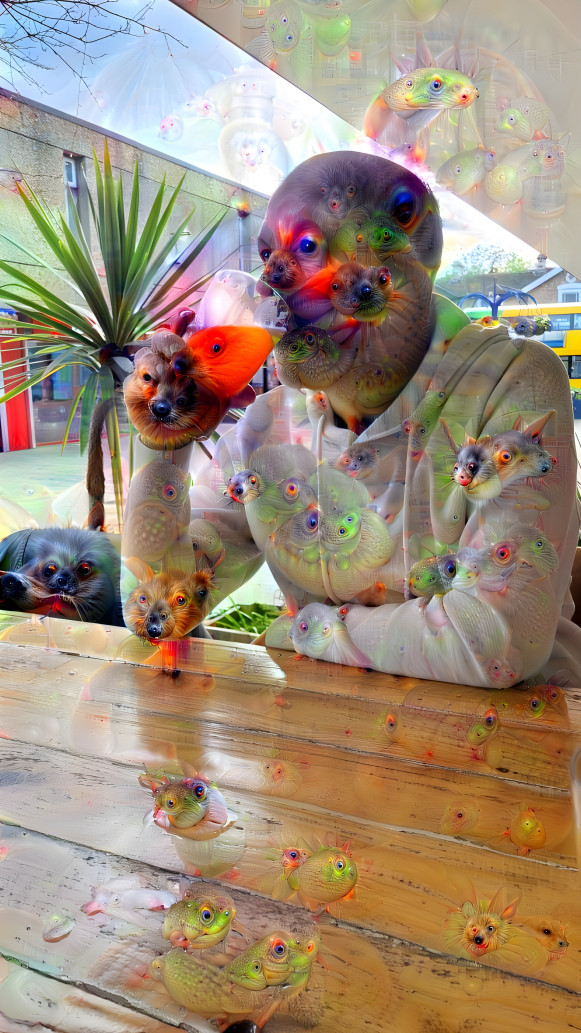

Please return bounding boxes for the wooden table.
[0,614,579,1032]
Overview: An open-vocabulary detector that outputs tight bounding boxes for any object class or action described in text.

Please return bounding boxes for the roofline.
[523,267,564,290]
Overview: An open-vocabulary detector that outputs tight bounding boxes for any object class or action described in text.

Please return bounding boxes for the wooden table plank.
[0,742,579,994]
[0,638,576,790]
[0,826,579,1033]
[0,670,576,864]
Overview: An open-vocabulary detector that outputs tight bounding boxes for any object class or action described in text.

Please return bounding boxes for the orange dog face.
[123,330,225,449]
[459,897,518,956]
[124,568,214,640]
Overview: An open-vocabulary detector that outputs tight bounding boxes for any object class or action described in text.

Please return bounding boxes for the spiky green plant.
[0,140,225,526]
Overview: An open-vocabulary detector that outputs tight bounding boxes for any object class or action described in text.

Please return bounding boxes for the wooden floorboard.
[0,614,580,1031]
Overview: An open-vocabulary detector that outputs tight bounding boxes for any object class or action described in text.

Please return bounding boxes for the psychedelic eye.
[534,538,544,549]
[165,796,177,808]
[285,481,299,496]
[499,450,512,463]
[306,939,315,952]
[281,14,287,22]
[346,184,356,197]
[211,341,222,353]
[530,697,541,710]
[331,281,340,291]
[142,372,152,382]
[386,714,397,730]
[173,356,189,374]
[305,332,316,345]
[391,187,416,225]
[250,475,258,485]
[444,561,456,576]
[201,908,212,921]
[467,462,477,474]
[455,164,462,174]
[289,342,300,352]
[175,595,187,606]
[320,185,327,194]
[307,512,318,529]
[378,272,390,285]
[298,238,317,254]
[272,939,286,955]
[405,79,413,88]
[299,621,308,633]
[484,708,497,727]
[251,961,261,973]
[286,33,293,41]
[453,463,460,475]
[546,687,559,701]
[431,77,442,90]
[163,484,176,500]
[542,928,552,936]
[335,858,345,871]
[496,546,511,561]
[194,783,207,799]
[289,849,298,859]
[437,391,446,400]
[456,811,464,819]
[260,249,271,261]
[419,426,426,435]
[486,924,495,933]
[139,594,147,604]
[44,563,58,577]
[197,587,208,599]
[77,562,92,577]
[223,909,230,917]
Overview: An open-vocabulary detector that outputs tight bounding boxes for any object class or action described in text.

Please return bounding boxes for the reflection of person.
[240,150,581,689]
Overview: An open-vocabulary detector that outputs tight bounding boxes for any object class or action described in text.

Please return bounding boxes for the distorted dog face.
[123,331,225,449]
[123,569,214,640]
[0,529,120,624]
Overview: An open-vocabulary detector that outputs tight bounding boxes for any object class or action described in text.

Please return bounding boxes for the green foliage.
[210,599,283,636]
[0,140,225,524]
[437,245,531,287]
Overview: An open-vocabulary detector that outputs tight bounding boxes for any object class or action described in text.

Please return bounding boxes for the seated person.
[214,150,580,689]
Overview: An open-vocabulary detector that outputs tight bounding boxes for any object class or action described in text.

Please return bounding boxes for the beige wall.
[0,91,268,304]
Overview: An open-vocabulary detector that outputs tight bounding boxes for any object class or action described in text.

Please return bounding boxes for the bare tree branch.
[0,1,180,92]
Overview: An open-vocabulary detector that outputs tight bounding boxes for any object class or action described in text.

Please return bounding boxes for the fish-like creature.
[502,805,547,856]
[122,461,191,564]
[223,934,292,990]
[286,845,358,911]
[274,325,358,390]
[484,165,523,205]
[290,603,372,666]
[139,772,235,839]
[497,97,551,141]
[170,325,274,398]
[150,948,273,1023]
[407,554,458,599]
[364,67,478,145]
[436,147,496,195]
[162,892,236,948]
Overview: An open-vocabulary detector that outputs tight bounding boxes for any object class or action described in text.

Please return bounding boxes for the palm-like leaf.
[0,140,226,524]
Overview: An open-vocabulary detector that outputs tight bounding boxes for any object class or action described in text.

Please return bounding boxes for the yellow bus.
[463,301,581,395]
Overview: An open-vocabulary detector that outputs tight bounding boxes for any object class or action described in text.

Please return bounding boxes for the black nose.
[1,572,24,596]
[539,461,551,473]
[473,934,484,945]
[55,573,77,594]
[358,283,372,300]
[145,619,163,638]
[150,399,172,419]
